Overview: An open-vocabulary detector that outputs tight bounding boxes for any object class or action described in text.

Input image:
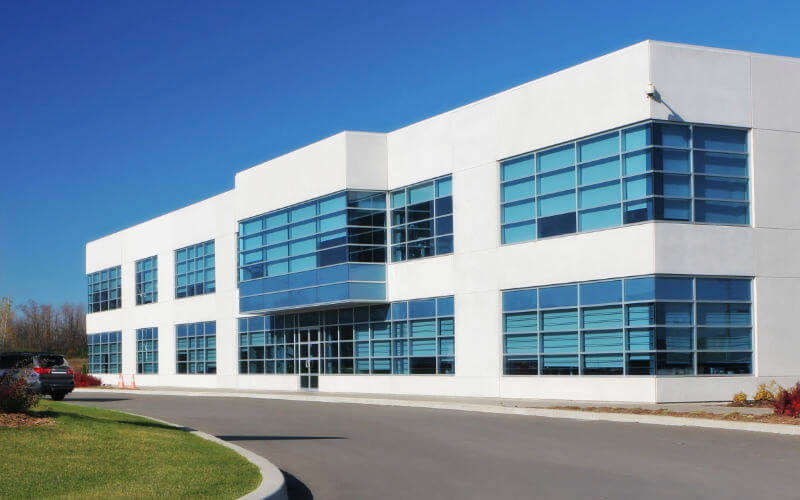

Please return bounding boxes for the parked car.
[0,352,75,400]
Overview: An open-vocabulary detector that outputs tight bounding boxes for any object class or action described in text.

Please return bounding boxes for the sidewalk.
[75,385,791,434]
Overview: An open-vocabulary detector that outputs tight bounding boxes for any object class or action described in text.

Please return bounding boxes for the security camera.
[646,83,656,100]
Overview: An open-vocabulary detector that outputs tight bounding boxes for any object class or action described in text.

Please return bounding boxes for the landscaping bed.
[0,400,260,499]
[552,405,800,425]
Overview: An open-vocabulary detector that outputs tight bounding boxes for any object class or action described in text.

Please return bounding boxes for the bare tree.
[6,300,87,355]
[0,297,12,350]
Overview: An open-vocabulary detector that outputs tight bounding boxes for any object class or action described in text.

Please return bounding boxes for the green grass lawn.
[0,400,261,499]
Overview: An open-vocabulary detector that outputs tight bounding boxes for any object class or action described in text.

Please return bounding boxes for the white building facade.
[85,41,800,402]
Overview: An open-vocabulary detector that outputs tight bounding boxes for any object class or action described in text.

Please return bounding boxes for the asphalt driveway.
[67,392,800,500]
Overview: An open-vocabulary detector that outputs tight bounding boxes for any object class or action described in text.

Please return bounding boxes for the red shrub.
[73,373,102,388]
[1,373,40,413]
[772,383,800,417]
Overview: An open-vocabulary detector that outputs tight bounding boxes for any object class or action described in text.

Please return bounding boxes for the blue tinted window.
[624,277,655,301]
[652,123,690,148]
[580,280,622,305]
[409,299,436,318]
[579,205,621,231]
[694,176,748,201]
[238,295,454,375]
[539,285,577,308]
[502,199,535,224]
[502,156,535,181]
[502,221,536,244]
[655,277,693,300]
[695,200,748,224]
[694,152,747,176]
[175,241,215,299]
[693,127,747,152]
[500,121,750,246]
[696,278,750,301]
[578,132,618,162]
[503,275,751,377]
[437,297,454,316]
[579,181,620,209]
[538,145,574,172]
[87,265,122,313]
[622,124,650,151]
[393,175,453,262]
[87,331,122,374]
[503,289,538,312]
[238,190,387,312]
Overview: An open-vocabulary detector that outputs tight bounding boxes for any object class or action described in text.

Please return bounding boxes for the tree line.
[0,298,86,356]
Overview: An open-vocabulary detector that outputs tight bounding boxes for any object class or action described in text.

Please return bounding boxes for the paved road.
[68,392,800,500]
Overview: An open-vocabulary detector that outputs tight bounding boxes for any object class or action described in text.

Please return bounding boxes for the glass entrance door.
[296,328,320,389]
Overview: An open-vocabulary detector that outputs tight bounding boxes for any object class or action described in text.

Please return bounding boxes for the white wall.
[85,41,800,402]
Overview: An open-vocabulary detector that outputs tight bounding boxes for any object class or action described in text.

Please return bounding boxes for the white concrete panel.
[754,229,800,278]
[653,223,755,276]
[495,41,651,160]
[649,42,752,127]
[753,277,800,377]
[654,376,800,403]
[751,129,800,230]
[751,55,800,132]
[500,377,657,403]
[345,132,388,191]
[234,134,349,221]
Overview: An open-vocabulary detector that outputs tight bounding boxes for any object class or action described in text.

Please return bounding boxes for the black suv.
[0,352,75,401]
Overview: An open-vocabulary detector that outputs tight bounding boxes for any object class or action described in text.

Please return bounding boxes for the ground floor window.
[176,321,216,374]
[238,296,455,375]
[136,327,158,374]
[502,275,752,376]
[88,331,122,373]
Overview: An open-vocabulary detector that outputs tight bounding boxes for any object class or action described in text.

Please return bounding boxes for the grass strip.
[0,400,260,499]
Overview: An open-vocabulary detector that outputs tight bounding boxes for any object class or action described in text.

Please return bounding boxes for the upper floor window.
[135,256,158,305]
[390,175,453,262]
[238,191,387,283]
[175,241,215,298]
[500,121,749,244]
[87,266,121,313]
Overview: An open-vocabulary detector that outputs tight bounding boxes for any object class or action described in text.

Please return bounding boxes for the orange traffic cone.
[129,374,137,389]
[117,374,124,388]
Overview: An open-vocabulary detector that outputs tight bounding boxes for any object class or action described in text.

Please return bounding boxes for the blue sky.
[1,0,798,307]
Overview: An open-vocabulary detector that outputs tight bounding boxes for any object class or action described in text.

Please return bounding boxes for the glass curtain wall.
[238,296,455,375]
[500,121,749,244]
[238,191,387,312]
[502,276,752,376]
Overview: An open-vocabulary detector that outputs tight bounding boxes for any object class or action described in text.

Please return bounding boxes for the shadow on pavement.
[282,469,313,500]
[63,397,131,402]
[218,435,345,442]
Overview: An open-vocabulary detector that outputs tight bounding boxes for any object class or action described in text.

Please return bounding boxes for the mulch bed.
[727,400,773,408]
[552,406,800,425]
[0,412,56,428]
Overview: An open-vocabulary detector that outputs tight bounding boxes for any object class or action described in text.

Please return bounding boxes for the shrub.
[73,373,102,388]
[732,392,747,405]
[772,383,800,417]
[754,381,780,402]
[0,372,40,413]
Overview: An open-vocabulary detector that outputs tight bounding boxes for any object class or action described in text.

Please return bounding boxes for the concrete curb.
[122,410,288,500]
[75,388,800,437]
